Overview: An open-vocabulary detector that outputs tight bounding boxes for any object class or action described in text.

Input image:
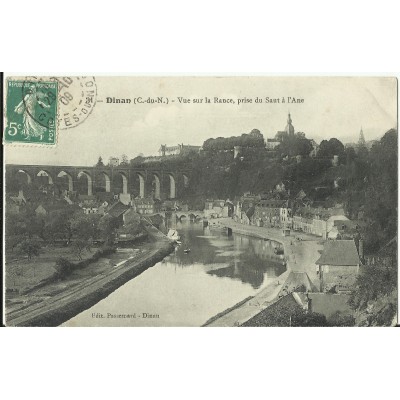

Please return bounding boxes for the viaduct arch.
[6,164,192,201]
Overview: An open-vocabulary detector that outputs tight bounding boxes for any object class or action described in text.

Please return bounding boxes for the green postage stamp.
[4,80,58,145]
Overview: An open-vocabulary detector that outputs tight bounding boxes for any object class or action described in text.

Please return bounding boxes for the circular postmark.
[25,76,97,130]
[21,80,58,130]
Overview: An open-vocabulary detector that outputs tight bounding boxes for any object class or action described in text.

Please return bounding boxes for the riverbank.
[204,218,323,327]
[5,227,174,327]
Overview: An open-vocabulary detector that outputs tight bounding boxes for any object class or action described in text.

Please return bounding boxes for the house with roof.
[253,199,290,228]
[315,240,361,292]
[106,201,131,225]
[10,189,27,205]
[292,206,350,239]
[132,197,160,215]
[204,199,232,219]
[122,208,141,225]
[79,194,97,205]
[241,293,307,327]
[7,190,27,214]
[327,219,359,240]
[242,205,255,225]
[234,194,259,222]
[326,209,348,232]
[63,195,74,205]
[82,205,100,214]
[34,202,69,218]
[265,138,281,150]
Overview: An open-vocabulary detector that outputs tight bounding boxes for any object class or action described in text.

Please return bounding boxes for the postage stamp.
[4,79,58,145]
[24,76,98,130]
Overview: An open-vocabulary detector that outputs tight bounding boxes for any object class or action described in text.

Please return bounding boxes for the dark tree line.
[203,129,265,151]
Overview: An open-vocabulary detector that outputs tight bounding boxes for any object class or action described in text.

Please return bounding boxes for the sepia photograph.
[2,76,398,327]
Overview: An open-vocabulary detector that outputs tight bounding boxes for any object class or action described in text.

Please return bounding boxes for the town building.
[109,157,120,167]
[106,201,131,225]
[34,202,69,218]
[122,208,141,225]
[241,292,307,327]
[327,219,359,240]
[7,190,26,214]
[309,139,319,157]
[292,206,350,239]
[10,189,26,206]
[252,199,291,228]
[204,199,232,219]
[276,113,295,137]
[97,201,109,215]
[79,195,97,205]
[6,197,22,214]
[82,206,99,214]
[132,197,160,215]
[159,144,201,157]
[275,181,286,193]
[315,240,361,292]
[234,194,259,224]
[265,138,281,150]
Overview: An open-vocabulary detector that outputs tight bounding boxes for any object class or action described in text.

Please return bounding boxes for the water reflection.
[169,221,286,289]
[64,220,288,326]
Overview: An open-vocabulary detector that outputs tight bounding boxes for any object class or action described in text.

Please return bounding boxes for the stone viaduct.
[6,164,191,200]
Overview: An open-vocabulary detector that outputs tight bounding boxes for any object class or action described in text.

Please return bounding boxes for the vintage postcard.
[2,76,398,327]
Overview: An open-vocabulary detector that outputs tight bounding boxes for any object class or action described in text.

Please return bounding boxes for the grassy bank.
[6,228,174,327]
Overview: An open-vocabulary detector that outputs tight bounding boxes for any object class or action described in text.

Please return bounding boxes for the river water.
[64,221,286,327]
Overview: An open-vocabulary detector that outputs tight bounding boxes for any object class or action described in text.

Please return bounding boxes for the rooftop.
[241,294,303,327]
[107,202,130,218]
[316,240,360,266]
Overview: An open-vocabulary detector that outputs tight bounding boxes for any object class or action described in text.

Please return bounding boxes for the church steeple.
[358,126,366,147]
[285,112,295,135]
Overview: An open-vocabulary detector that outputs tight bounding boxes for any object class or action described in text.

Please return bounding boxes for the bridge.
[5,164,192,200]
[157,211,204,221]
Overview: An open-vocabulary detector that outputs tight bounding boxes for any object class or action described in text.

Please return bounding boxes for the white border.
[1,1,399,400]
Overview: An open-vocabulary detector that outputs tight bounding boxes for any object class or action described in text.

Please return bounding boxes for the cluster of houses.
[219,186,364,295]
[232,188,360,241]
[6,185,187,223]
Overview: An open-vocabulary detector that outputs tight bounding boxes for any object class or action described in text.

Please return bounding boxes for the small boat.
[183,248,191,253]
[167,229,180,243]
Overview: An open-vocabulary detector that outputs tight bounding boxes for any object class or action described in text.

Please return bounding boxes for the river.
[63,220,286,327]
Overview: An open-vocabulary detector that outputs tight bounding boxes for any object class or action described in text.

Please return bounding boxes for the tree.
[291,311,328,327]
[98,215,119,244]
[362,129,397,251]
[130,155,145,165]
[5,212,27,251]
[54,257,74,279]
[17,239,41,261]
[45,208,76,243]
[70,214,101,241]
[317,138,344,158]
[72,239,88,260]
[349,262,397,310]
[121,154,129,165]
[275,132,312,157]
[96,156,104,167]
[328,312,355,327]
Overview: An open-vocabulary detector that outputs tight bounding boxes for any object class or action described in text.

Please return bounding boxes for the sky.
[4,76,397,166]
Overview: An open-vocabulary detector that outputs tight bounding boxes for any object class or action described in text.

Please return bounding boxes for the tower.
[285,113,295,135]
[358,127,366,147]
